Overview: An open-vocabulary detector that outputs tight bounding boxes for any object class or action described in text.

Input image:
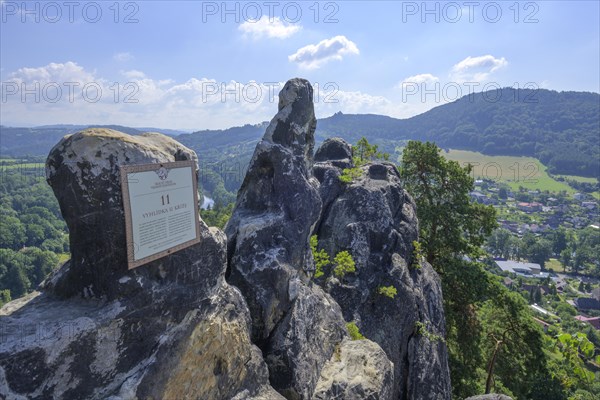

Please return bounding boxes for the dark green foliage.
[399,140,568,399]
[0,289,10,307]
[479,286,549,398]
[318,90,600,178]
[201,202,234,229]
[352,137,389,165]
[521,233,553,269]
[400,141,497,265]
[0,172,66,300]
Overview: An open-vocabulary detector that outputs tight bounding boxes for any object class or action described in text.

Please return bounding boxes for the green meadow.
[441,149,576,193]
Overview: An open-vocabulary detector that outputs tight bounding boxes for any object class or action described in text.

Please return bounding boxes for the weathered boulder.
[45,129,198,299]
[265,284,346,399]
[313,339,395,400]
[312,142,452,400]
[0,129,280,399]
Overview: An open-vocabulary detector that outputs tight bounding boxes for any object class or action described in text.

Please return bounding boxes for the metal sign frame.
[120,160,201,269]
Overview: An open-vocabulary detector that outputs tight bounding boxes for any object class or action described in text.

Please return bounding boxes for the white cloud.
[113,52,134,62]
[399,73,439,86]
[315,88,393,117]
[7,61,96,84]
[288,35,359,69]
[122,70,146,79]
[450,55,507,82]
[239,16,301,39]
[0,62,444,130]
[2,63,290,129]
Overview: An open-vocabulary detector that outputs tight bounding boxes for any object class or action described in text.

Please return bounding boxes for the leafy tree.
[353,137,389,165]
[560,249,572,272]
[21,247,58,287]
[0,172,69,301]
[555,333,596,389]
[480,287,547,397]
[400,141,497,265]
[400,141,556,399]
[551,228,569,256]
[0,289,10,307]
[201,202,234,229]
[0,215,26,250]
[377,285,397,299]
[522,234,552,269]
[333,251,355,279]
[487,228,512,258]
[498,187,508,199]
[310,235,330,279]
[346,321,365,340]
[400,141,498,398]
[3,262,29,298]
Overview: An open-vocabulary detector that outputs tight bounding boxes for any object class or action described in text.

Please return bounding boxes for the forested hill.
[318,88,600,177]
[0,125,186,157]
[2,89,598,177]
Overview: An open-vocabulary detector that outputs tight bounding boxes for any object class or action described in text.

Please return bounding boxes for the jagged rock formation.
[1,78,452,400]
[312,138,451,399]
[225,78,450,399]
[224,79,392,399]
[0,129,281,399]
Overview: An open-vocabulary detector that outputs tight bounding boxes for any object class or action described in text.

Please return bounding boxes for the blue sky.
[1,1,599,130]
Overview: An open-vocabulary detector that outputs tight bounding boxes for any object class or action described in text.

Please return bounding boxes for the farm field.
[441,149,576,193]
[545,258,564,273]
[556,175,598,183]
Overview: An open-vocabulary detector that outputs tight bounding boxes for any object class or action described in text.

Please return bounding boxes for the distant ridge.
[1,88,598,177]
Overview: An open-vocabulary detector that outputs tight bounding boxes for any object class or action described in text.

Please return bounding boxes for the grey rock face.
[225,79,321,342]
[225,79,350,398]
[1,129,279,399]
[312,142,452,400]
[314,137,353,169]
[224,80,396,399]
[265,284,347,400]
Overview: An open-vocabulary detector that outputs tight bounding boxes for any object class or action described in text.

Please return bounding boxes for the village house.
[574,297,600,312]
[575,315,600,330]
[517,202,543,212]
[496,260,547,277]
